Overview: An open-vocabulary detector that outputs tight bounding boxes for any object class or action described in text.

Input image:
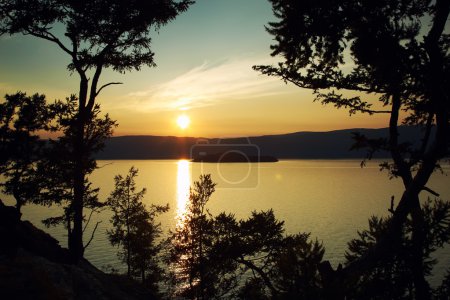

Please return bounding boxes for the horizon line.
[111,126,401,139]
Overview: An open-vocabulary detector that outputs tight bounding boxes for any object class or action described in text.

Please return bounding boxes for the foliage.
[107,166,168,292]
[1,0,194,73]
[166,174,325,299]
[256,1,449,298]
[166,174,230,299]
[271,233,325,299]
[0,92,55,212]
[345,198,450,299]
[39,95,115,252]
[434,269,450,299]
[256,0,449,174]
[0,0,194,260]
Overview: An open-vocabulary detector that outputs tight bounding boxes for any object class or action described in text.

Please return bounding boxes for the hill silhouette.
[96,127,424,160]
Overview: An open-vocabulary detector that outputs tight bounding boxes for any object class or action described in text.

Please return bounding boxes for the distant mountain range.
[96,126,424,160]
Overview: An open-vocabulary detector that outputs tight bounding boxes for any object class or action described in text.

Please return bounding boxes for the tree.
[271,233,324,299]
[107,167,168,292]
[255,1,449,298]
[0,92,54,213]
[0,0,194,260]
[0,93,110,251]
[345,198,450,299]
[40,95,114,253]
[166,174,223,299]
[234,213,325,299]
[166,174,325,299]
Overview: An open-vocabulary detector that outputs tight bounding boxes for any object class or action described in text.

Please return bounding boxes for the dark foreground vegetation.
[1,171,450,299]
[0,200,156,300]
[1,0,449,299]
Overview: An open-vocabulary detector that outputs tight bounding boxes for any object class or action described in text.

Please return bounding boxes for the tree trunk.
[127,232,131,277]
[70,110,86,262]
[69,74,89,262]
[199,225,204,300]
[388,88,431,299]
[126,187,131,277]
[410,197,431,299]
[13,187,23,216]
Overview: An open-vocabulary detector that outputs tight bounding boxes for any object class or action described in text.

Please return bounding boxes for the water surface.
[5,159,450,284]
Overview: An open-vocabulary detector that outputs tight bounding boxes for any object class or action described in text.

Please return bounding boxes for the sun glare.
[177,114,190,129]
[176,160,190,228]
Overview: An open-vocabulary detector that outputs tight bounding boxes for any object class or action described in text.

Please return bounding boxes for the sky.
[0,0,390,138]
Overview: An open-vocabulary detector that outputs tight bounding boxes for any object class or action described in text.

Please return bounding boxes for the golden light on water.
[176,160,191,226]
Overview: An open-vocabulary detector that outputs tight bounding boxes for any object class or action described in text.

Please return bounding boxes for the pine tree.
[107,167,168,291]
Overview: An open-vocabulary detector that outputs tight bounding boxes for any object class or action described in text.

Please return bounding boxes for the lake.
[4,159,450,285]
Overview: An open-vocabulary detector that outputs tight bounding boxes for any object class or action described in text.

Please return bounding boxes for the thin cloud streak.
[123,57,286,112]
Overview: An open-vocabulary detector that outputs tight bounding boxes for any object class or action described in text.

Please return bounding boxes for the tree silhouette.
[107,167,168,292]
[166,174,223,299]
[39,95,114,252]
[0,92,54,213]
[166,174,325,299]
[345,198,450,299]
[0,0,193,261]
[255,1,449,298]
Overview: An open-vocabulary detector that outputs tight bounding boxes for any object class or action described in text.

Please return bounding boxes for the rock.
[0,200,157,300]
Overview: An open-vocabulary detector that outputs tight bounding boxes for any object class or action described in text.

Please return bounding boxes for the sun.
[176,114,190,129]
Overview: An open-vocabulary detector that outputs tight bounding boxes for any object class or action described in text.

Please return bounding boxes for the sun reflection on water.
[176,160,191,227]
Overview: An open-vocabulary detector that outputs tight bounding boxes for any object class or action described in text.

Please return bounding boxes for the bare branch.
[98,162,114,169]
[84,221,101,251]
[360,109,391,114]
[96,82,123,97]
[422,186,440,197]
[388,196,395,214]
[83,206,104,233]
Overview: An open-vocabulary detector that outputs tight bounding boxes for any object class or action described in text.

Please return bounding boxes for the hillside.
[96,127,424,160]
[0,201,157,300]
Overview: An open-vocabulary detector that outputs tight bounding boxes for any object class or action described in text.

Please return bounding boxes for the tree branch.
[422,186,439,197]
[95,82,123,98]
[419,113,435,157]
[235,257,278,296]
[425,0,450,46]
[84,221,101,251]
[389,92,413,186]
[87,64,103,112]
[254,65,386,94]
[83,208,96,233]
[25,29,72,56]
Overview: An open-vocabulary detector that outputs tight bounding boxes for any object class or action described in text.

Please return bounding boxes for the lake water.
[4,159,450,285]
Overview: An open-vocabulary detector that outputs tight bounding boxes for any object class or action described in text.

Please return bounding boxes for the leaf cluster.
[0,0,194,73]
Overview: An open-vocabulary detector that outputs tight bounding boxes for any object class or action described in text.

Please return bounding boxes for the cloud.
[124,56,286,112]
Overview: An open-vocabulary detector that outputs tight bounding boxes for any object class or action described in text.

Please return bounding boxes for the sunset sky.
[0,0,389,138]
